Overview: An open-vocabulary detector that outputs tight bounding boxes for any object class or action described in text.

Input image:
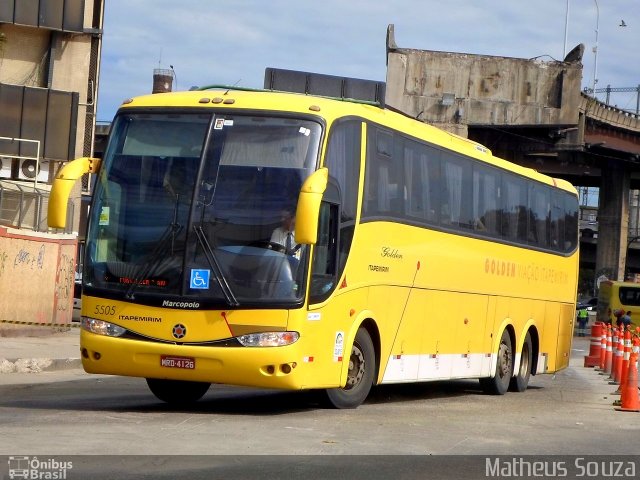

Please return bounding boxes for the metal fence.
[0,181,74,233]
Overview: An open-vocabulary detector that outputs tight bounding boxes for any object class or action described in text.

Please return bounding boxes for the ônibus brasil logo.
[8,456,73,479]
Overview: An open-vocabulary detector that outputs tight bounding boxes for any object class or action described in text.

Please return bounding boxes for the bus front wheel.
[480,329,513,395]
[509,332,532,392]
[146,378,210,405]
[323,328,375,409]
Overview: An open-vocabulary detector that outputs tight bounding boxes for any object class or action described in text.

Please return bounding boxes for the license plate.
[160,355,195,369]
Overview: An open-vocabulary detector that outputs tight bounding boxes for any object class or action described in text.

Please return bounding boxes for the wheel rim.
[497,340,512,379]
[345,342,366,390]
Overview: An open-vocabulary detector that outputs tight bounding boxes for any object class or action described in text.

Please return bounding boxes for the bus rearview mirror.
[48,157,101,228]
[295,168,328,245]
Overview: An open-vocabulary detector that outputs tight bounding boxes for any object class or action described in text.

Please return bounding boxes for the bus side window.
[550,191,565,251]
[440,154,473,229]
[501,173,528,243]
[563,193,579,252]
[364,126,405,217]
[528,184,550,248]
[472,164,500,236]
[309,202,339,302]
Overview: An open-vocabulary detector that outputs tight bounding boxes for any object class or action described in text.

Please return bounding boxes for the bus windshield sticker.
[190,269,210,289]
[99,206,110,226]
[214,118,225,130]
[333,331,344,362]
[223,119,234,127]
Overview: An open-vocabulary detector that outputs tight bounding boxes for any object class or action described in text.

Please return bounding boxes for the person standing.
[577,307,589,337]
[614,308,625,327]
[620,310,632,328]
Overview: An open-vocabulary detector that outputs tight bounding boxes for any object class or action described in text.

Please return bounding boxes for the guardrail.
[580,93,640,132]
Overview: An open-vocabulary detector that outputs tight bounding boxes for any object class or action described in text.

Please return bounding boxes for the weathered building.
[0,0,104,333]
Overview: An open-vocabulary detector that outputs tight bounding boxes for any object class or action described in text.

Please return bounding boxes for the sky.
[96,0,640,122]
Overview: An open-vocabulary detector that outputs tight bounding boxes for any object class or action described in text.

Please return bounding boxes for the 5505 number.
[94,304,116,316]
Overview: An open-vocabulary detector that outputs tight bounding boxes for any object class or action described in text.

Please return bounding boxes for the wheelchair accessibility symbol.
[190,269,210,289]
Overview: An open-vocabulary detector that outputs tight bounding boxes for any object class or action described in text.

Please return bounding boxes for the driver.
[270,209,300,257]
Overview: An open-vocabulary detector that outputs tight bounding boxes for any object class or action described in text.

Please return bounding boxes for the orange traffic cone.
[602,325,613,375]
[584,322,603,367]
[616,336,640,412]
[611,326,624,384]
[598,325,608,370]
[613,328,632,395]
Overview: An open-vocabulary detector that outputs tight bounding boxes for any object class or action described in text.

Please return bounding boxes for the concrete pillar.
[595,161,630,281]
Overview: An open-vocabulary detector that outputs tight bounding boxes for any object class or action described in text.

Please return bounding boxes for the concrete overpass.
[384,25,640,289]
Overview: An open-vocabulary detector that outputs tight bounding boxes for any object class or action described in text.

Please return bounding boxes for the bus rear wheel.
[480,329,513,395]
[509,332,532,392]
[146,378,210,405]
[323,328,375,409]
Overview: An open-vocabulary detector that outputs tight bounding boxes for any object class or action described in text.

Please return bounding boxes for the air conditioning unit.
[17,159,49,183]
[0,157,12,179]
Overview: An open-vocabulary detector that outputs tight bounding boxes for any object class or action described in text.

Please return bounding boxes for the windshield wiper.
[125,193,186,300]
[125,221,182,300]
[193,225,239,307]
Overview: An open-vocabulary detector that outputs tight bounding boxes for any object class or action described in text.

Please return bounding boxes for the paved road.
[2,336,639,478]
[0,337,637,459]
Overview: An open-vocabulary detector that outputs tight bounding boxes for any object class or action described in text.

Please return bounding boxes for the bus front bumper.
[80,330,308,390]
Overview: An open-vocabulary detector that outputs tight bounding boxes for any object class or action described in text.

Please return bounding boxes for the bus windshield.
[84,111,321,307]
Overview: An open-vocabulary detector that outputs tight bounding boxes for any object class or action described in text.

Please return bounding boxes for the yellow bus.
[596,280,640,326]
[48,76,579,408]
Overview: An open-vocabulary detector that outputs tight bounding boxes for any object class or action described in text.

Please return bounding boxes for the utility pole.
[592,0,599,94]
[563,0,570,59]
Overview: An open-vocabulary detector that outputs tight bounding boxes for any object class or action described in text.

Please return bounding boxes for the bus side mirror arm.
[295,168,328,245]
[48,157,101,229]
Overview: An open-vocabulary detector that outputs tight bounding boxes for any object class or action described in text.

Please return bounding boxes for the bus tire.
[146,378,210,405]
[323,328,375,409]
[509,332,532,392]
[479,329,513,395]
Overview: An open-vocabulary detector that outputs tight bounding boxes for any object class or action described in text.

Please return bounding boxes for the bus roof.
[118,87,577,195]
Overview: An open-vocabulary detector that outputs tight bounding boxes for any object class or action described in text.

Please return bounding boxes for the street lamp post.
[563,0,570,58]
[592,0,599,94]
[564,0,600,95]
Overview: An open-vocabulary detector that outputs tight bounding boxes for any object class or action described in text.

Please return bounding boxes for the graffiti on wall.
[14,244,45,270]
[1,230,78,326]
[0,250,7,278]
[55,253,75,312]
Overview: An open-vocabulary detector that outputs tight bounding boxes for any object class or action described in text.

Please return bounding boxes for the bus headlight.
[237,331,299,347]
[82,318,127,337]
